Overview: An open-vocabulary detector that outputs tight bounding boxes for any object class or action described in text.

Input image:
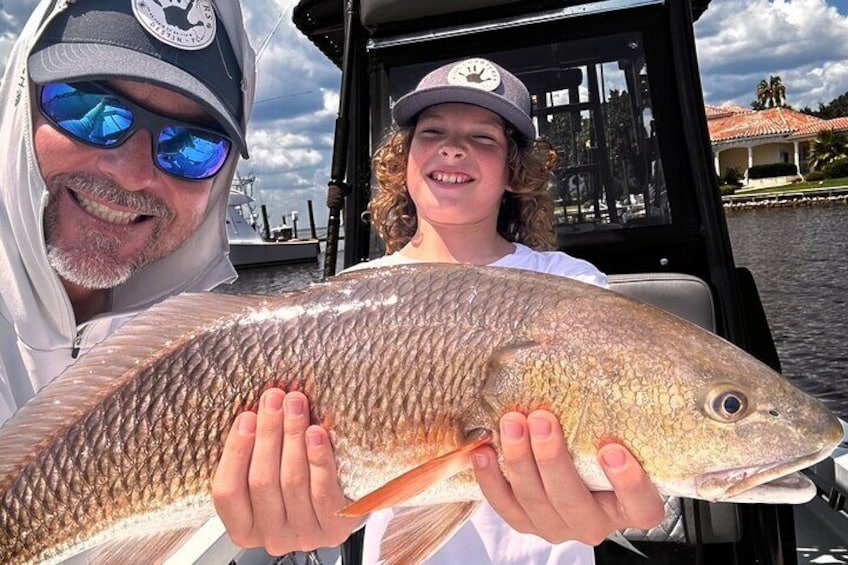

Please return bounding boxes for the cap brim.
[29,43,248,158]
[393,86,536,143]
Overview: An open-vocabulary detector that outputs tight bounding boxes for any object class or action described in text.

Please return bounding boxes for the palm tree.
[770,76,786,107]
[754,75,787,109]
[808,129,848,170]
[756,79,771,109]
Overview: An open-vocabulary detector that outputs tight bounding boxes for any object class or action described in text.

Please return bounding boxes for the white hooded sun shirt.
[0,2,256,562]
[0,0,256,426]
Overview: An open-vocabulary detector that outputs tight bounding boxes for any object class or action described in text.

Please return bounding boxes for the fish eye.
[705,387,749,423]
[723,395,742,414]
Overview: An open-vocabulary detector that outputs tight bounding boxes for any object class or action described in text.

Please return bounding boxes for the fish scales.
[0,264,842,565]
[0,266,548,562]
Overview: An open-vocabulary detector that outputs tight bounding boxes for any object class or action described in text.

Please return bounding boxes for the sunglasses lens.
[156,127,231,180]
[40,83,132,146]
[41,82,233,181]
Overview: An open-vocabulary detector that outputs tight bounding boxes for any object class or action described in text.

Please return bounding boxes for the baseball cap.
[28,0,248,158]
[392,57,536,144]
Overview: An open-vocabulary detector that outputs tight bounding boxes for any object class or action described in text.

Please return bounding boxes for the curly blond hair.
[369,122,560,254]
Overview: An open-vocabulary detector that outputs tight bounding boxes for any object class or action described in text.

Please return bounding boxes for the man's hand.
[211,389,361,555]
[473,410,665,546]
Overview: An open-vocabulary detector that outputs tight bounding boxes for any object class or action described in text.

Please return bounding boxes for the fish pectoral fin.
[482,341,544,412]
[91,526,200,565]
[380,501,481,565]
[338,431,493,517]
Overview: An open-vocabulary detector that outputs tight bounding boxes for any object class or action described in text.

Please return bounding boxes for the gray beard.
[43,173,170,290]
[46,237,136,290]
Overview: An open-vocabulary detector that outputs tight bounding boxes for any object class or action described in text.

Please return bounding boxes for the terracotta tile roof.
[707,106,822,143]
[705,104,752,119]
[789,117,848,139]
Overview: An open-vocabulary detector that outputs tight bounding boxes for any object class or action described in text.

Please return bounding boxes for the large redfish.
[0,264,842,564]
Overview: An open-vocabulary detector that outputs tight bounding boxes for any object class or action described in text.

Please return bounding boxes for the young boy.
[213,57,663,564]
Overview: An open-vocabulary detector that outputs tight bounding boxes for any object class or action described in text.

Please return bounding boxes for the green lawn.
[735,177,848,195]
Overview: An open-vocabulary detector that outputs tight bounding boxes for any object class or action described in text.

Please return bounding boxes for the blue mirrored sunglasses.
[38,81,232,181]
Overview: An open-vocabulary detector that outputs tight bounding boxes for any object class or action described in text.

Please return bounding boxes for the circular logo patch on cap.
[446,58,501,92]
[132,0,216,51]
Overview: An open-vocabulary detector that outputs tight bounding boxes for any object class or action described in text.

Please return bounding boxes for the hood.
[0,0,256,354]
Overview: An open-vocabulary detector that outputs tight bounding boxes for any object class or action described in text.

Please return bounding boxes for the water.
[726,205,848,419]
[219,207,848,419]
[217,260,329,294]
[215,238,344,294]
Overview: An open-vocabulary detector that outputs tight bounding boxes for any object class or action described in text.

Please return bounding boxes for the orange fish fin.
[380,501,481,565]
[91,526,200,565]
[339,431,493,517]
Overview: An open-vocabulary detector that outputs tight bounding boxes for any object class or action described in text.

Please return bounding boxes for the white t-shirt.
[340,243,606,564]
[345,243,607,288]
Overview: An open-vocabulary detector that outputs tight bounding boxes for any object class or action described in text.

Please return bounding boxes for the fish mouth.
[697,444,836,504]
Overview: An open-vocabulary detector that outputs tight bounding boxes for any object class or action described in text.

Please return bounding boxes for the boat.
[226,188,320,269]
[292,0,848,563]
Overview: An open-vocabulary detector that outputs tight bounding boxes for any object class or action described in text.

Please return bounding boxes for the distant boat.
[226,189,320,269]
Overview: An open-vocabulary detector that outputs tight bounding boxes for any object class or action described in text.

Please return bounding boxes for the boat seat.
[607,273,740,545]
[608,272,715,333]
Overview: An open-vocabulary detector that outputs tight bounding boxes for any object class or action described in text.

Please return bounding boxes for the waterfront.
[219,205,848,419]
[726,205,848,419]
[218,258,329,294]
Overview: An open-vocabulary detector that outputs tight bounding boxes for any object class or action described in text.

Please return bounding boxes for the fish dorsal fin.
[0,292,275,491]
[380,501,481,565]
[91,525,200,565]
[339,431,493,517]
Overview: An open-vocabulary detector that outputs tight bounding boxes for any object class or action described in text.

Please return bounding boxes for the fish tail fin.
[338,431,492,517]
[381,501,480,565]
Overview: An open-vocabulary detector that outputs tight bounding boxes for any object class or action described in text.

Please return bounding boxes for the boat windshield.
[382,31,670,233]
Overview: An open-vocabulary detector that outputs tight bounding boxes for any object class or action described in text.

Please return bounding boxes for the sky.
[2,0,848,228]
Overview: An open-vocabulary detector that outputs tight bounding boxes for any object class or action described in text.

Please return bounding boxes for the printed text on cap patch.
[132,0,216,51]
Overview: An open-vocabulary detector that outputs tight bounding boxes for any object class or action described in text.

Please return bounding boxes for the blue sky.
[2,0,847,226]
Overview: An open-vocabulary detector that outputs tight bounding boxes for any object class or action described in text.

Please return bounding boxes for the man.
[0,0,255,425]
[0,2,260,562]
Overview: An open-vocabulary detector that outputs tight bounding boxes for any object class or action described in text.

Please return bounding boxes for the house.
[706,104,848,185]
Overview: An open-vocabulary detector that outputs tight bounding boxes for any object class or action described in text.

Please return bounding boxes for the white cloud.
[0,0,35,63]
[804,60,848,103]
[695,0,848,108]
[247,129,325,170]
[241,0,340,227]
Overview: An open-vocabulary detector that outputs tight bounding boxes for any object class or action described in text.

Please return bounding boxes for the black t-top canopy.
[293,0,711,67]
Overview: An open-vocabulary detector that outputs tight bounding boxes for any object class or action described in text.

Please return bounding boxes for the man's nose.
[95,129,158,191]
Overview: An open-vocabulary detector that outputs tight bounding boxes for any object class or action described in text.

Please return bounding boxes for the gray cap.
[392,57,536,144]
[28,0,248,158]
